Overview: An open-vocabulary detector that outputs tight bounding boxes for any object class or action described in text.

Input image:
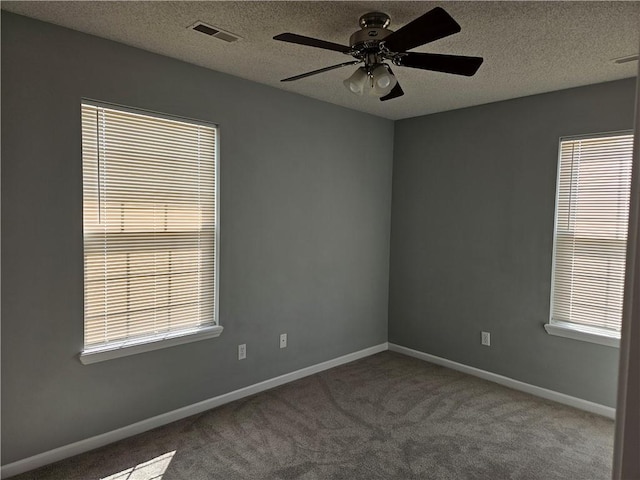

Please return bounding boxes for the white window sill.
[544,322,620,348]
[80,325,224,364]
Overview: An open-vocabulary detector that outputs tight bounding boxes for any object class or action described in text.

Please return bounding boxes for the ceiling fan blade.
[281,61,361,82]
[383,7,461,53]
[397,52,483,76]
[274,33,351,53]
[380,68,404,101]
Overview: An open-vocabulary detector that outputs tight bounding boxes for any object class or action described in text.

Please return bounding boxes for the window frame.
[545,130,634,348]
[79,99,222,364]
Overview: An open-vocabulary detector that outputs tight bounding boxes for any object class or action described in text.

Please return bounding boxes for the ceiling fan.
[274,7,483,101]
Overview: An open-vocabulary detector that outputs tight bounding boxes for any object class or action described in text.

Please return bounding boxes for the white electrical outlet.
[280,333,287,349]
[481,331,491,346]
[238,343,246,360]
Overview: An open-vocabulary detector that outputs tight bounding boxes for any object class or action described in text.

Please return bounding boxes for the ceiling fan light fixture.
[344,64,397,97]
[369,64,397,97]
[343,67,369,95]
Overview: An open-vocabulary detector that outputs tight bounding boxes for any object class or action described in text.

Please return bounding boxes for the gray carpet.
[11,352,613,479]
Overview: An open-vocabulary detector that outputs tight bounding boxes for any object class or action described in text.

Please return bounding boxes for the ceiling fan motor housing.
[349,12,392,50]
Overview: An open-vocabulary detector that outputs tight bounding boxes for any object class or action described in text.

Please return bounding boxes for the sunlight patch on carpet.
[100,451,176,480]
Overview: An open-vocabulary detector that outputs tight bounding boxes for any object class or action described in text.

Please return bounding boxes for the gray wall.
[1,12,393,464]
[389,78,637,408]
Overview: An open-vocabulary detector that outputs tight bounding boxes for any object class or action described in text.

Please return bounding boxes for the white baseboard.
[1,343,388,479]
[3,341,614,478]
[388,343,615,419]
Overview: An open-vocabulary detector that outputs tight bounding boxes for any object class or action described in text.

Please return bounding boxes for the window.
[80,102,221,364]
[546,132,634,347]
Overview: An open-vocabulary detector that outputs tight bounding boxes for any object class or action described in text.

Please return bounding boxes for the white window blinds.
[550,132,634,335]
[81,102,218,354]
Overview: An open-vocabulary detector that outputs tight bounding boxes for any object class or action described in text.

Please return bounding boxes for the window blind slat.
[82,103,218,350]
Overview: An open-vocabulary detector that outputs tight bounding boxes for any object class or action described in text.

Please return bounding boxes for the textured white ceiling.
[2,1,639,120]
